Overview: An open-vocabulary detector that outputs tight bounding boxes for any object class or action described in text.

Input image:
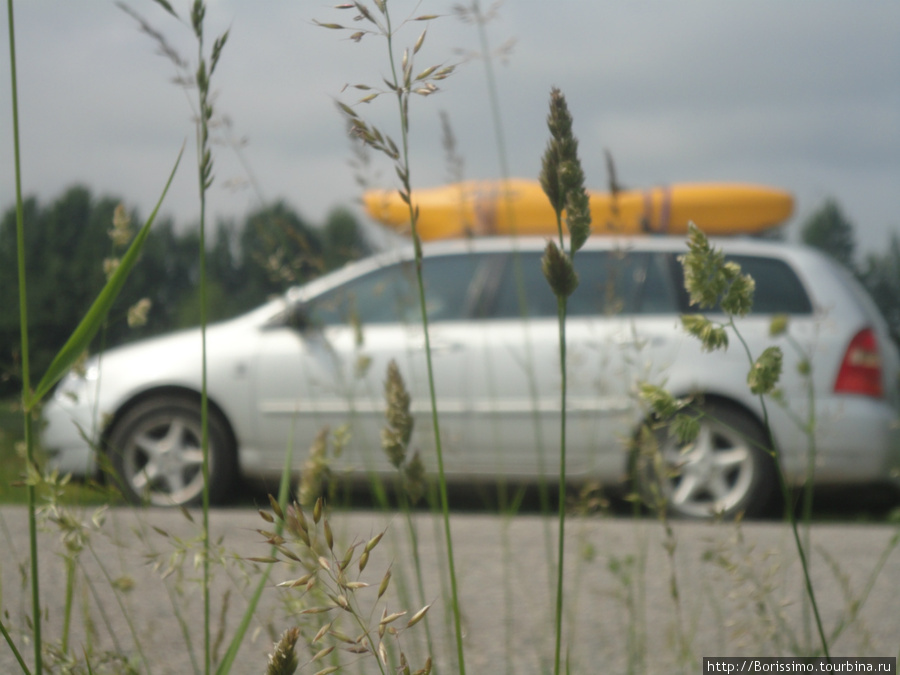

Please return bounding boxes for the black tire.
[634,401,777,519]
[107,394,237,507]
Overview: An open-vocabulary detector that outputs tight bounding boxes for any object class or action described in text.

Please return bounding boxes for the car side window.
[636,253,681,314]
[730,255,813,314]
[488,250,679,318]
[488,252,557,318]
[307,253,487,326]
[571,251,679,316]
[671,253,813,315]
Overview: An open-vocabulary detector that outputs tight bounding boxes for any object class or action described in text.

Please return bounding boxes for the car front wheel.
[634,401,777,519]
[107,395,237,507]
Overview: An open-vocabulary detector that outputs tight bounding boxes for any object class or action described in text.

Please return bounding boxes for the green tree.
[0,188,200,394]
[858,234,900,345]
[800,198,856,269]
[116,218,203,334]
[0,187,112,395]
[322,205,372,269]
[237,201,325,301]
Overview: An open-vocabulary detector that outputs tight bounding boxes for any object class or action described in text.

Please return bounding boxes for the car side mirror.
[286,302,311,331]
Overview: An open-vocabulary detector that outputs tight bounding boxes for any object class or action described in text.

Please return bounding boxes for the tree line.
[0,185,373,397]
[799,198,900,345]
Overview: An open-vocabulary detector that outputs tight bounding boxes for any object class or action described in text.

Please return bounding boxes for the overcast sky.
[1,1,898,256]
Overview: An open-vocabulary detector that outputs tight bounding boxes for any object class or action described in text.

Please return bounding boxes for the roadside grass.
[0,399,20,502]
[0,399,119,507]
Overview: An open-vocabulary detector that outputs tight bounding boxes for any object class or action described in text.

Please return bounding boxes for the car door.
[466,248,684,482]
[253,251,496,478]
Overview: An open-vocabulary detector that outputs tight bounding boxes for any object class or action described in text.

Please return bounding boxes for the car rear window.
[671,253,813,315]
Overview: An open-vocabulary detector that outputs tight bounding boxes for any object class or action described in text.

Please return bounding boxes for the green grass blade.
[27,145,184,409]
[215,423,296,675]
[0,616,32,675]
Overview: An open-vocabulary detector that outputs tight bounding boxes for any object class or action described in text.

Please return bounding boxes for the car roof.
[416,234,804,256]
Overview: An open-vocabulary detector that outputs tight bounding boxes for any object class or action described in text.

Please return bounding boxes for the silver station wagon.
[42,236,900,518]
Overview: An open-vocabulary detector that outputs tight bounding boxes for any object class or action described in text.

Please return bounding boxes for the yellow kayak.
[363,179,794,240]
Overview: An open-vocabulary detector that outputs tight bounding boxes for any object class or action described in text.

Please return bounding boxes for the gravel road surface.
[1,505,897,674]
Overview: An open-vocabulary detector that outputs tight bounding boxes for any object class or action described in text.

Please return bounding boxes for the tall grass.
[3,0,180,669]
[537,87,592,675]
[320,3,466,672]
[186,3,226,671]
[455,2,559,610]
[119,2,229,671]
[4,1,40,669]
[641,223,832,659]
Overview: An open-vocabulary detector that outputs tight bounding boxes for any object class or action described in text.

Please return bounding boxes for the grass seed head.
[672,413,701,445]
[378,566,392,599]
[313,645,335,661]
[126,297,151,328]
[313,621,333,644]
[541,240,579,298]
[540,138,563,214]
[401,651,411,675]
[680,223,731,309]
[299,430,331,508]
[379,610,407,626]
[721,270,756,317]
[748,346,784,395]
[406,603,431,628]
[381,428,406,469]
[324,518,334,550]
[770,314,790,337]
[277,572,314,589]
[268,494,284,521]
[681,314,729,352]
[265,626,300,675]
[403,450,427,505]
[288,502,308,535]
[638,383,680,421]
[109,203,134,248]
[314,496,324,524]
[384,360,414,446]
[340,542,356,571]
[540,87,591,249]
[364,531,384,553]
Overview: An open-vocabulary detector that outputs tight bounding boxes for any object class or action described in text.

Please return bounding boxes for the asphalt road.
[1,506,897,675]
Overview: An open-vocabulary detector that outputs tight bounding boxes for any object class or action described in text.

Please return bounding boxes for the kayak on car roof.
[363,179,794,240]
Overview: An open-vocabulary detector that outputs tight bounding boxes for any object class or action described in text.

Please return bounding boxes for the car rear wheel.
[107,395,237,507]
[634,401,777,519]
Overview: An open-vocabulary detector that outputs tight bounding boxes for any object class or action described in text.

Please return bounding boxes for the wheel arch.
[624,389,772,473]
[625,388,780,519]
[677,391,767,432]
[101,386,241,470]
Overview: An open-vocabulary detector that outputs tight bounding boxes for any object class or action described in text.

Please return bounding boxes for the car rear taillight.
[834,328,883,398]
